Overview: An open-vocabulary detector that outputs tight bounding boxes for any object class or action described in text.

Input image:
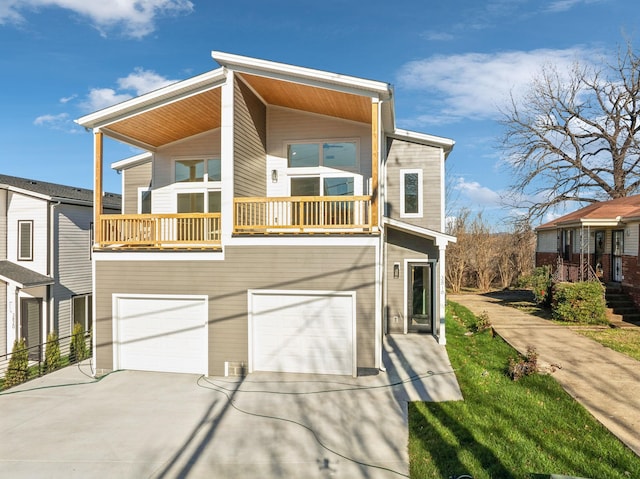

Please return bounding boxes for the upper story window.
[139,189,152,214]
[175,158,221,183]
[17,220,33,261]
[400,169,423,218]
[287,141,357,169]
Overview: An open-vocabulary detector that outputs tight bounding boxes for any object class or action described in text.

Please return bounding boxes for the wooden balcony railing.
[98,213,221,249]
[234,195,373,234]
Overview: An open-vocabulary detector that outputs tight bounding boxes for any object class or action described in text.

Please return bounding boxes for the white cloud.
[59,94,77,104]
[80,68,177,111]
[117,67,176,95]
[454,177,502,207]
[33,112,68,126]
[0,0,193,38]
[420,31,455,42]
[396,47,597,124]
[33,112,80,133]
[545,0,603,13]
[81,88,132,111]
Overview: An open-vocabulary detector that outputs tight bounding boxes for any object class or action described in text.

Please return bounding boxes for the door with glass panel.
[290,176,354,227]
[407,262,433,333]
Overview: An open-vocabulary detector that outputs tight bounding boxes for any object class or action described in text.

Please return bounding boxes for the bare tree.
[500,42,640,221]
[445,208,470,293]
[468,213,497,292]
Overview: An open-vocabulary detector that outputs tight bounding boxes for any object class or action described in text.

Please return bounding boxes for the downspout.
[48,200,60,337]
[376,99,386,372]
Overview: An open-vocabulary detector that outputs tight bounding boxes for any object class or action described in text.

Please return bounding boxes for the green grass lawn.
[575,328,640,361]
[408,301,640,479]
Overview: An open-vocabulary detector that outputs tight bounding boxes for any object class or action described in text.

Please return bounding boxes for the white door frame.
[403,258,436,335]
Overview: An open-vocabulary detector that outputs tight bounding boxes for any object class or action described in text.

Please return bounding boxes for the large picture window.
[175,158,221,183]
[17,220,33,261]
[287,141,357,169]
[400,169,423,218]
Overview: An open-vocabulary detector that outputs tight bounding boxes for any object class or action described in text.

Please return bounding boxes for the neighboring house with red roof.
[536,195,640,306]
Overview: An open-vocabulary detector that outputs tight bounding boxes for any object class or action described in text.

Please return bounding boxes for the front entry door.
[612,230,624,282]
[20,298,42,361]
[407,262,433,333]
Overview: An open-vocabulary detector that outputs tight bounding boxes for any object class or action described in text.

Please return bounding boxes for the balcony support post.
[371,100,379,230]
[94,129,103,248]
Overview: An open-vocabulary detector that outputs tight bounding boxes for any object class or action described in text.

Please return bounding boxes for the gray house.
[0,175,120,359]
[76,52,455,378]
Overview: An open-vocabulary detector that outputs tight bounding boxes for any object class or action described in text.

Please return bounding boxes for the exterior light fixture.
[271,169,278,183]
[393,262,400,279]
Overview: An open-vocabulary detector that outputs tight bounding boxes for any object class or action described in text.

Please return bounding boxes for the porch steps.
[605,285,640,327]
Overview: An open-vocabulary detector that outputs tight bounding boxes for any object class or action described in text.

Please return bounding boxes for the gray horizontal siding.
[385,228,440,334]
[95,245,376,375]
[123,162,152,214]
[53,204,93,336]
[234,77,267,198]
[385,139,443,231]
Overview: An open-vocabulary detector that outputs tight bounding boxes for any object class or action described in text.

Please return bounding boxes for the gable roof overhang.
[389,128,455,157]
[0,261,54,289]
[383,217,456,247]
[76,52,396,150]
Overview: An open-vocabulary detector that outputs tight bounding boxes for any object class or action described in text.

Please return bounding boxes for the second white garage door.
[250,290,355,376]
[114,295,208,375]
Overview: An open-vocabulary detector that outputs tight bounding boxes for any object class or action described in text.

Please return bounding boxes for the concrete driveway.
[0,335,462,478]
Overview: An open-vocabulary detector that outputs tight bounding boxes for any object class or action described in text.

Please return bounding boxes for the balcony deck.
[96,196,374,250]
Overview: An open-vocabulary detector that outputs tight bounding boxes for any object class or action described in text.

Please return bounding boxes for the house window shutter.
[18,220,33,261]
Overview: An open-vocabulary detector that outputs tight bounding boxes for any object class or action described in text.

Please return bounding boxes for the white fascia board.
[111,152,153,171]
[383,217,457,245]
[212,51,392,100]
[390,129,455,153]
[75,68,227,129]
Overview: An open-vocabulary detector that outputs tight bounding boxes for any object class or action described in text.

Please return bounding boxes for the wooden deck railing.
[98,213,221,248]
[234,195,373,233]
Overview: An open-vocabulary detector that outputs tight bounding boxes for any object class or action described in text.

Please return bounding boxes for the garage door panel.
[115,296,207,375]
[252,292,354,376]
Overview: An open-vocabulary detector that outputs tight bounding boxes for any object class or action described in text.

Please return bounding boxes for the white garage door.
[114,295,207,374]
[250,291,355,376]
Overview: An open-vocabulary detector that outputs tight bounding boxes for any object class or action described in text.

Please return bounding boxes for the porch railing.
[233,195,373,233]
[99,213,221,248]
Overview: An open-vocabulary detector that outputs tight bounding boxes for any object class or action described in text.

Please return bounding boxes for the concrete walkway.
[449,292,640,457]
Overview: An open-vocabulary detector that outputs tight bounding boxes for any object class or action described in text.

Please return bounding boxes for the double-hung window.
[17,220,33,261]
[400,169,423,218]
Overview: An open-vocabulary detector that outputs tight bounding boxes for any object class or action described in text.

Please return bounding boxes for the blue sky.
[1,0,638,227]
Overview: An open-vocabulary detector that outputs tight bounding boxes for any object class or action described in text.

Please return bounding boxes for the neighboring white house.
[0,174,120,361]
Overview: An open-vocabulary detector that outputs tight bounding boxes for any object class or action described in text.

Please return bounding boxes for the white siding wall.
[6,192,48,274]
[266,107,371,198]
[151,130,222,213]
[53,204,93,336]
